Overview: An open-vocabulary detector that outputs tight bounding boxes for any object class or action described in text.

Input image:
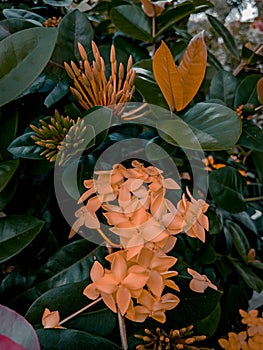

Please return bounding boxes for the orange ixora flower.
[64,41,136,117]
[187,268,217,293]
[218,331,248,350]
[42,308,64,329]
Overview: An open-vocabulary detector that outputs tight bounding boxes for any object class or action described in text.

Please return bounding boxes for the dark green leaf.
[0,27,57,107]
[0,19,37,41]
[194,302,221,337]
[0,177,17,211]
[237,122,263,152]
[156,2,194,37]
[3,9,45,25]
[43,0,73,6]
[36,244,107,292]
[209,166,247,213]
[0,159,19,192]
[206,208,223,235]
[208,70,239,108]
[0,103,18,160]
[230,259,263,293]
[113,35,149,62]
[226,220,250,263]
[46,10,93,80]
[26,281,116,337]
[8,132,44,159]
[0,215,44,263]
[0,304,40,350]
[134,67,168,108]
[234,74,261,108]
[157,103,241,150]
[253,151,263,182]
[44,81,69,108]
[207,14,239,60]
[166,275,222,328]
[110,5,152,42]
[36,329,121,350]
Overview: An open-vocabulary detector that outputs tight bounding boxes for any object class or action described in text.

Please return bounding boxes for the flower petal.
[116,286,131,315]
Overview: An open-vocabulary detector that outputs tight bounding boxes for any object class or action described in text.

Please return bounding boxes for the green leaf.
[44,81,69,108]
[8,132,44,159]
[0,304,40,350]
[0,27,57,107]
[207,14,239,60]
[36,243,107,292]
[157,103,241,150]
[0,215,44,263]
[0,178,17,211]
[0,103,18,160]
[110,5,152,42]
[208,70,239,108]
[237,122,263,152]
[45,9,94,80]
[3,9,45,25]
[209,166,247,213]
[134,67,168,108]
[26,281,116,336]
[156,2,194,37]
[0,19,37,41]
[253,151,263,182]
[234,74,261,108]
[43,0,73,6]
[36,329,121,350]
[230,259,263,293]
[194,302,221,337]
[113,35,149,62]
[226,220,250,263]
[0,159,19,192]
[166,275,222,328]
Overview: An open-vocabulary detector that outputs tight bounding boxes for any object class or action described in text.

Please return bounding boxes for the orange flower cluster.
[218,309,263,350]
[71,161,211,323]
[64,41,136,117]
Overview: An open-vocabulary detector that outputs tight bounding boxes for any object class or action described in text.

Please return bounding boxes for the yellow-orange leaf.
[257,77,263,104]
[153,41,183,111]
[153,32,207,112]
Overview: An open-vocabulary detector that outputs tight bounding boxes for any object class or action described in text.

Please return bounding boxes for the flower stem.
[118,308,128,350]
[97,228,119,247]
[59,297,102,326]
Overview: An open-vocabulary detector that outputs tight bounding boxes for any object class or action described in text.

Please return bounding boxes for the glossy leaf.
[3,9,45,25]
[44,0,73,6]
[208,70,238,108]
[45,10,94,80]
[110,5,152,42]
[234,74,261,108]
[153,32,207,111]
[0,104,18,160]
[8,132,44,159]
[0,159,19,192]
[26,281,116,336]
[237,122,263,152]
[134,66,168,108]
[209,166,247,213]
[113,35,149,62]
[0,19,37,41]
[36,329,121,350]
[230,259,263,293]
[194,302,221,337]
[0,304,40,350]
[156,2,194,37]
[0,27,57,107]
[157,102,241,150]
[226,221,250,264]
[0,215,44,263]
[36,244,107,292]
[253,151,263,182]
[44,81,69,108]
[0,178,17,211]
[207,14,239,60]
[257,77,263,104]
